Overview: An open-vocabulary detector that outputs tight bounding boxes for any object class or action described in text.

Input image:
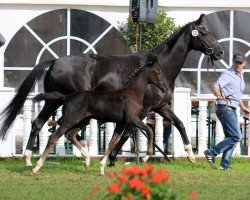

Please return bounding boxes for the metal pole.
[135,23,143,164]
[136,129,140,164]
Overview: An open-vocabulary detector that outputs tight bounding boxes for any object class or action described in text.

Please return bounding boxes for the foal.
[32,61,168,175]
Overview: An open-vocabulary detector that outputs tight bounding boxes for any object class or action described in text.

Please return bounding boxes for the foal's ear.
[195,14,205,25]
[151,67,161,75]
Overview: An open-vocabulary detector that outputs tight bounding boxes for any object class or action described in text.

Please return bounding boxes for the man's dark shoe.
[204,150,216,169]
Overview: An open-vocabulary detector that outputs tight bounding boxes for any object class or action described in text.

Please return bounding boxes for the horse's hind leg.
[157,105,195,163]
[100,123,126,176]
[66,127,90,170]
[24,101,61,167]
[32,126,66,175]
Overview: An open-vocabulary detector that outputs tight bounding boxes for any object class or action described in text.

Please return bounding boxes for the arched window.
[4,9,130,93]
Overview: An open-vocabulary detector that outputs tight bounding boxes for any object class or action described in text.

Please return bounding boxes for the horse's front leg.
[108,126,136,167]
[32,127,65,175]
[130,118,154,162]
[100,123,125,176]
[157,105,195,163]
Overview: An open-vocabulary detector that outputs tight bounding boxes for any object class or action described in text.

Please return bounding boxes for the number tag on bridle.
[192,30,199,37]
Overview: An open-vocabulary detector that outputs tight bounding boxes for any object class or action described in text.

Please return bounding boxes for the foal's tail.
[0,59,56,140]
[33,92,66,102]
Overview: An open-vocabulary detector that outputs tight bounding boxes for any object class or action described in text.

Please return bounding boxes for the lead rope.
[206,56,222,108]
[208,56,236,109]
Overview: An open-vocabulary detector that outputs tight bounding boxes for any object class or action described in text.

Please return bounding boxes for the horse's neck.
[152,24,192,82]
[124,72,149,98]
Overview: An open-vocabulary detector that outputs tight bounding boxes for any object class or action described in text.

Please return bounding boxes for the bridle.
[192,25,217,56]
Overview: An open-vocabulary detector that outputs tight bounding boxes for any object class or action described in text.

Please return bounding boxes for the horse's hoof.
[99,172,105,176]
[83,163,89,170]
[31,169,36,176]
[142,155,149,162]
[187,156,196,164]
[107,163,115,168]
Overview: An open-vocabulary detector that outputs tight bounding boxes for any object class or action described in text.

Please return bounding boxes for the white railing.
[0,87,249,158]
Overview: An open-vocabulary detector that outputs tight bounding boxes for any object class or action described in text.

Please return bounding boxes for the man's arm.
[212,86,225,100]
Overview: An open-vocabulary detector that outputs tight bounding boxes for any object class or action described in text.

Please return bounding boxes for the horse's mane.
[150,22,192,55]
[123,55,157,87]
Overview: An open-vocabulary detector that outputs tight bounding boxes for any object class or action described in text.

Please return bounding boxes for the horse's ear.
[195,14,205,25]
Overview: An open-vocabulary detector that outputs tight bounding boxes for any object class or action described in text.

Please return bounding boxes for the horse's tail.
[33,92,66,102]
[0,59,56,140]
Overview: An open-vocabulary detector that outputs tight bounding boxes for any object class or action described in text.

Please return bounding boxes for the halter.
[191,24,216,55]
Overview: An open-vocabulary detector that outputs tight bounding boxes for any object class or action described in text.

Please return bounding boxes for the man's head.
[233,52,246,74]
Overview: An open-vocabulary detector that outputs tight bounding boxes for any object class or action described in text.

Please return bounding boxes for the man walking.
[204,52,250,170]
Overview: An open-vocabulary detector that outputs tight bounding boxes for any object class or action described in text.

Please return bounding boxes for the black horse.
[32,60,167,175]
[0,14,223,167]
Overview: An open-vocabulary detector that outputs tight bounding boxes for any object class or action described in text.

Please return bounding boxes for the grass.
[0,157,249,200]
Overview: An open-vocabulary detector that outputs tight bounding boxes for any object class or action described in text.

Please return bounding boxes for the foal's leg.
[32,126,66,175]
[157,105,195,163]
[130,118,154,161]
[24,101,61,167]
[100,123,125,176]
[108,126,136,167]
[66,128,90,170]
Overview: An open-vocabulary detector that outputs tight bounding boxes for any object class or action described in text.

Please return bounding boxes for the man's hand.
[213,87,225,100]
[216,94,226,100]
[240,100,250,115]
[242,107,250,115]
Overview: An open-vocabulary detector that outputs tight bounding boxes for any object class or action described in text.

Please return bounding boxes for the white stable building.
[0,0,250,158]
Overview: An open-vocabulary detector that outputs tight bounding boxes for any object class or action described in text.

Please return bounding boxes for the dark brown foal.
[32,62,168,175]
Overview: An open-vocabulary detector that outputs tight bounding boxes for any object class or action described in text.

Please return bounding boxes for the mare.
[32,60,168,175]
[0,14,224,168]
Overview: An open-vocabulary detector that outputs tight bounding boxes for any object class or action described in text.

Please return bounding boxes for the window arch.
[4,9,131,93]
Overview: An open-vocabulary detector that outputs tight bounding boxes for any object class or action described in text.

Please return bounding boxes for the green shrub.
[118,10,179,51]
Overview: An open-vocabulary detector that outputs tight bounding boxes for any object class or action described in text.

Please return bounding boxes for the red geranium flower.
[121,167,132,175]
[129,177,145,189]
[139,164,153,176]
[141,187,151,197]
[108,182,120,193]
[189,191,198,199]
[151,174,164,183]
[130,165,141,175]
[119,176,128,183]
[157,168,170,182]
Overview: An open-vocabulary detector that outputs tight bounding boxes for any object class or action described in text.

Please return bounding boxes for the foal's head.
[191,14,224,60]
[146,64,168,93]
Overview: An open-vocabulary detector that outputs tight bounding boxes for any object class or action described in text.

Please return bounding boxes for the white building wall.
[0,0,249,156]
